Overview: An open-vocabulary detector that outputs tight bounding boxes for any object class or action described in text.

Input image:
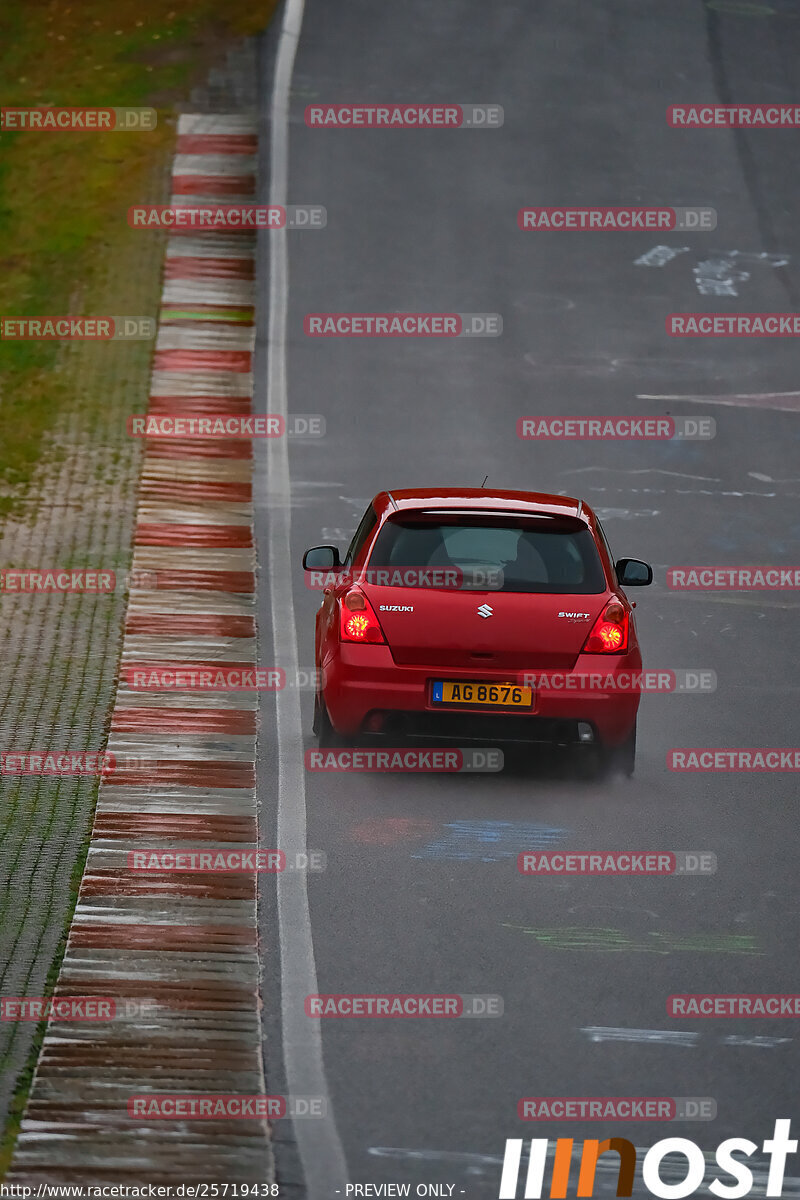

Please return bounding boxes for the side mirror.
[616,558,653,587]
[303,545,342,571]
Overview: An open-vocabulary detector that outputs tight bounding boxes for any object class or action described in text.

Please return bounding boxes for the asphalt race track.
[253,1,800,1194]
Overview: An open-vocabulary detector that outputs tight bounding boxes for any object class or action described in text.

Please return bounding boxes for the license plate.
[431,681,532,708]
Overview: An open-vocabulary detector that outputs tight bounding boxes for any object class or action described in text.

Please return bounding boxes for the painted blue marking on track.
[411,820,568,863]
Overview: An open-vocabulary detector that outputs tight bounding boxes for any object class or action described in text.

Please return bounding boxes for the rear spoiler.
[396,508,588,528]
[410,508,572,518]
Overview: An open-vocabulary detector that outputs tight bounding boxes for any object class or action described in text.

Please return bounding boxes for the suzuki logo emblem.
[477,603,493,618]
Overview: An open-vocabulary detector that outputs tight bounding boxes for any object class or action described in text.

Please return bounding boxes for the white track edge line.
[265,1,350,1195]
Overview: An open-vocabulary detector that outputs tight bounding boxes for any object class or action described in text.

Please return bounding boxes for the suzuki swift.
[302,488,652,775]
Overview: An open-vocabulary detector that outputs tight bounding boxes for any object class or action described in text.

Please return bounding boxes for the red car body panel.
[311,488,644,748]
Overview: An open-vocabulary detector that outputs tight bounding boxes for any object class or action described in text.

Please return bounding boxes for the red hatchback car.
[303,488,652,775]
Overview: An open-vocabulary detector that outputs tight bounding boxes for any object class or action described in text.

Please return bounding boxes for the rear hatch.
[361,510,610,670]
[364,586,608,670]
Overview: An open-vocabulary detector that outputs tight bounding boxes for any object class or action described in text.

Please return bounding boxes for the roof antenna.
[481,475,489,488]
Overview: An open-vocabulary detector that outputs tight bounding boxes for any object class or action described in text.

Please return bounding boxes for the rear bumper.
[322,644,641,747]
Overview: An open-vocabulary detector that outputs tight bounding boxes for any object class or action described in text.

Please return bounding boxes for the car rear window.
[367,515,606,594]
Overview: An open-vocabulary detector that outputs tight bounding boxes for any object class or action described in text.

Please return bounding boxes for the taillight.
[582,601,629,654]
[339,589,386,644]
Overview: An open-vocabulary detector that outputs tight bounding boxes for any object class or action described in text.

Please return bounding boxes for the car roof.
[372,487,585,520]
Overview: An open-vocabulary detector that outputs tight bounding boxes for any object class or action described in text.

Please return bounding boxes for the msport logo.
[498,1119,797,1197]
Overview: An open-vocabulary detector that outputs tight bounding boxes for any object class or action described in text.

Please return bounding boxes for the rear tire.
[314,693,346,748]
